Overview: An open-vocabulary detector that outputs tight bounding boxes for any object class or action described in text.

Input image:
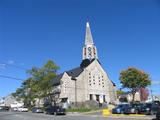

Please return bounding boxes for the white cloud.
[7,60,15,64]
[0,63,6,69]
[152,80,160,85]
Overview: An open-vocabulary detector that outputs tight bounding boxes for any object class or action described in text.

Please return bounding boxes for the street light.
[71,77,77,107]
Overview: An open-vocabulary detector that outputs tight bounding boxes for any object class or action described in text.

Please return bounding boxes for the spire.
[83,22,98,60]
[85,22,94,45]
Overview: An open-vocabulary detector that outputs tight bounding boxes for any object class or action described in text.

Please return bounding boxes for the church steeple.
[85,22,94,45]
[82,22,98,60]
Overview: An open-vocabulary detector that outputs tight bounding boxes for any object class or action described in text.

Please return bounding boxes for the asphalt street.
[0,111,156,120]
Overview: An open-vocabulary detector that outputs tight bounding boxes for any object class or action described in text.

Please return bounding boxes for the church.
[51,22,117,105]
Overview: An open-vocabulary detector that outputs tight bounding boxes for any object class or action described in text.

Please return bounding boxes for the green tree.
[12,60,60,108]
[12,78,36,108]
[27,60,59,106]
[116,90,125,97]
[119,67,151,102]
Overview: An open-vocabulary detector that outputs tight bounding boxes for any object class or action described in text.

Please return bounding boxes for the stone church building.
[51,22,117,105]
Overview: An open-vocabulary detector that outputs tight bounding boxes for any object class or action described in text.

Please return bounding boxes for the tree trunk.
[132,92,135,102]
[38,98,40,107]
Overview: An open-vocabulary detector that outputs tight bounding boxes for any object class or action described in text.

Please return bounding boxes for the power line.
[0,74,24,81]
[0,62,29,71]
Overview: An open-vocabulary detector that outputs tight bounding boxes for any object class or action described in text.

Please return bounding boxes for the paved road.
[0,111,156,120]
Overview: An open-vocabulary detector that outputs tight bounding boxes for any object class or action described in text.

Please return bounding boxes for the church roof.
[50,73,63,85]
[51,67,83,85]
[51,59,116,86]
[66,67,83,78]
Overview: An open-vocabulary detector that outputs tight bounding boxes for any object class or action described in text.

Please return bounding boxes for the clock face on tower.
[88,47,91,51]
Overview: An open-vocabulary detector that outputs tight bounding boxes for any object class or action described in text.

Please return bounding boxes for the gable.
[85,59,116,86]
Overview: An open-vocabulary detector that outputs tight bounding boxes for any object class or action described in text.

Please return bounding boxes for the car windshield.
[117,104,129,108]
[145,103,152,107]
[131,103,141,107]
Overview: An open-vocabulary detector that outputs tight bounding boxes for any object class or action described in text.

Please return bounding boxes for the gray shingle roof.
[66,67,83,78]
[50,73,63,85]
[51,67,83,85]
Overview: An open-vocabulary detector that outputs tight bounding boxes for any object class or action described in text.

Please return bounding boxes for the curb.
[83,110,102,114]
[108,114,146,117]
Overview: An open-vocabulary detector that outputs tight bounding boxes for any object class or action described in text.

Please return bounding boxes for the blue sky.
[0,0,160,97]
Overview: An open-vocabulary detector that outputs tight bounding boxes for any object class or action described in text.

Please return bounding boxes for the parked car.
[45,106,66,115]
[12,107,18,111]
[112,104,130,114]
[17,107,28,112]
[156,107,160,120]
[32,107,43,113]
[0,106,10,111]
[124,103,144,114]
[140,102,159,115]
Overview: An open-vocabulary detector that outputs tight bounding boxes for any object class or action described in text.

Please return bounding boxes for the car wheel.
[135,110,138,114]
[120,111,124,114]
[150,110,154,115]
[157,117,160,120]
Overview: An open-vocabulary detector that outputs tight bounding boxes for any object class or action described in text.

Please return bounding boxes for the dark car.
[32,107,43,113]
[156,107,160,120]
[112,104,130,114]
[0,106,10,111]
[45,106,66,115]
[140,102,159,115]
[124,103,144,114]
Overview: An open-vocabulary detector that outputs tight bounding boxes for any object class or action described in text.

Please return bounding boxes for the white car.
[13,107,18,111]
[18,107,28,112]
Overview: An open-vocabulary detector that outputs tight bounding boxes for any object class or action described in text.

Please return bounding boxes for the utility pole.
[149,85,154,102]
[71,77,77,107]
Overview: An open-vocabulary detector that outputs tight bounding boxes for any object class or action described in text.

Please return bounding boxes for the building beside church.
[51,22,117,105]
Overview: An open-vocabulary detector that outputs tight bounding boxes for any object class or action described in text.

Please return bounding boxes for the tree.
[12,60,60,108]
[27,60,60,106]
[116,90,125,97]
[12,78,36,108]
[140,87,149,102]
[120,67,151,102]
